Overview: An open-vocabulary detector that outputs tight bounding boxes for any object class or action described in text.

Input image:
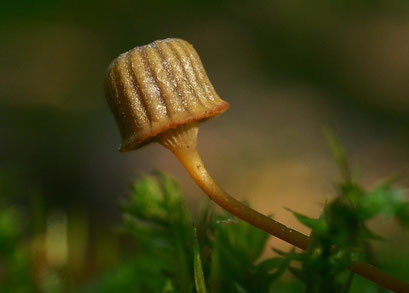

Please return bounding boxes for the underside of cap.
[104,38,229,152]
[119,101,228,151]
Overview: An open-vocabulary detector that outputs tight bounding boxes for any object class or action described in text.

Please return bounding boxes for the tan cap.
[104,38,229,152]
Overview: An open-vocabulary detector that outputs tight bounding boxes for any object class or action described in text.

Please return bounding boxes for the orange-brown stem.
[158,123,409,293]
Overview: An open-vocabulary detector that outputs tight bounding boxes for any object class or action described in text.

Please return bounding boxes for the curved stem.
[158,123,409,292]
[349,262,409,293]
[161,130,309,249]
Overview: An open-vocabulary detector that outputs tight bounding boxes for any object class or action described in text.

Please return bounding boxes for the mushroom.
[104,38,409,292]
[104,38,308,249]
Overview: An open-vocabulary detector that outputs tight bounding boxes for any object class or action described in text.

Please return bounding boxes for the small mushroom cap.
[105,38,229,152]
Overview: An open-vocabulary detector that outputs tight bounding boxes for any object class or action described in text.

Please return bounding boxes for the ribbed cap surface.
[105,38,229,152]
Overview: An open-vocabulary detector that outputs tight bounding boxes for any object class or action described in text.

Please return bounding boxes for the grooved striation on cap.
[105,38,229,152]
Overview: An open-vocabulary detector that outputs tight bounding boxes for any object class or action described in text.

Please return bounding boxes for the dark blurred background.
[1,0,409,288]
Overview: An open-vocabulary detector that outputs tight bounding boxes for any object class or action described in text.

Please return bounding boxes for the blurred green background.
[1,0,409,291]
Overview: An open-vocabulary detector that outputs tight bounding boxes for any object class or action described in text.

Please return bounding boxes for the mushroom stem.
[159,122,309,249]
[158,122,409,293]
